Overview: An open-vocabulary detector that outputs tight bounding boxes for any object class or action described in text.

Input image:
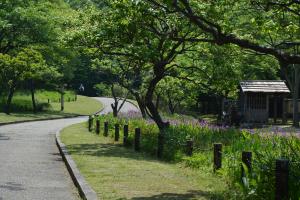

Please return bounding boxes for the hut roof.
[240,80,290,93]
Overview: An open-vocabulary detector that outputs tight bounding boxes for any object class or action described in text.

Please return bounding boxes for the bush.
[93,113,300,199]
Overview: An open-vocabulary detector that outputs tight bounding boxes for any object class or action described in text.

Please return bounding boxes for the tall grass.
[94,112,300,199]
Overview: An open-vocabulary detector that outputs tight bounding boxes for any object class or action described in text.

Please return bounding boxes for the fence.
[87,115,292,199]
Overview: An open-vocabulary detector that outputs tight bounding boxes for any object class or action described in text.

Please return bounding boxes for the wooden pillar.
[213,143,222,171]
[104,121,108,137]
[244,93,248,122]
[88,116,93,132]
[241,151,252,178]
[274,96,278,124]
[282,97,287,124]
[275,159,289,200]
[134,128,141,152]
[96,119,100,134]
[186,140,193,156]
[123,125,129,146]
[115,124,119,141]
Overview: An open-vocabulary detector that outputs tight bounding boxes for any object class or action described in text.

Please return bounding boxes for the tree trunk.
[134,93,147,118]
[293,65,300,127]
[145,75,169,158]
[155,92,161,111]
[111,103,118,117]
[30,80,37,113]
[5,85,15,115]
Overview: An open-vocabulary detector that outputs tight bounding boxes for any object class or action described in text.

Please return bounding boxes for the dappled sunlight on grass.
[61,123,227,200]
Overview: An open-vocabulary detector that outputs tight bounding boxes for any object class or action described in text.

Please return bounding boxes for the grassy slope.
[0,95,103,123]
[60,123,227,200]
[49,95,103,115]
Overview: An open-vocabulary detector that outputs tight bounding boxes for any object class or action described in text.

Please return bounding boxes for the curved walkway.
[93,97,139,114]
[0,117,87,200]
[0,97,139,200]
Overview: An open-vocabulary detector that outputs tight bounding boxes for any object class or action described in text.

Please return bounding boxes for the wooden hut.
[239,80,290,123]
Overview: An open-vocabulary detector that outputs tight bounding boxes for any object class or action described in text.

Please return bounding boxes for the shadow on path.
[0,182,25,192]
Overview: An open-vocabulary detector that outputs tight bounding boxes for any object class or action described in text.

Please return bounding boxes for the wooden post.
[186,140,193,156]
[134,128,141,152]
[241,151,252,178]
[123,125,129,146]
[157,133,164,158]
[274,96,278,124]
[115,124,119,141]
[96,119,100,135]
[104,121,108,137]
[48,99,50,104]
[282,98,287,124]
[214,143,222,171]
[88,116,93,132]
[275,159,289,200]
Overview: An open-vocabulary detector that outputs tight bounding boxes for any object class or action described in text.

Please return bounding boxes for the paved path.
[0,117,87,200]
[93,97,139,114]
[0,97,139,200]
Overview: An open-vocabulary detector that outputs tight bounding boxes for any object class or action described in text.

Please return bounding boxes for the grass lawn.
[49,95,103,115]
[60,123,227,200]
[0,95,103,123]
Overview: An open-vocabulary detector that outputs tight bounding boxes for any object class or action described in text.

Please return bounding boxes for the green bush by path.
[60,122,227,200]
[90,114,300,199]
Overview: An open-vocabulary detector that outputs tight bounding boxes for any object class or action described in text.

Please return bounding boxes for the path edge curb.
[56,129,98,200]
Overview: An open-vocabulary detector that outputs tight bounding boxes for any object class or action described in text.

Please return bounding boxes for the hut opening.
[239,80,290,124]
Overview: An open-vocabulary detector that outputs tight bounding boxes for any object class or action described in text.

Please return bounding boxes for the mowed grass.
[60,123,227,200]
[49,95,103,115]
[0,93,103,123]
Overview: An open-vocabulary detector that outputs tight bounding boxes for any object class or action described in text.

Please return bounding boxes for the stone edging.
[56,129,98,200]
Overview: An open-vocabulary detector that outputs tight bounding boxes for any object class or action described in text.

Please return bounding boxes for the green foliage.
[96,114,300,199]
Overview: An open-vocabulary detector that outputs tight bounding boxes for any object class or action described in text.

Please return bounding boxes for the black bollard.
[275,159,289,200]
[88,116,93,132]
[123,125,129,146]
[213,143,222,171]
[186,139,193,156]
[134,128,141,152]
[241,151,252,178]
[96,119,100,135]
[104,121,108,137]
[115,124,119,141]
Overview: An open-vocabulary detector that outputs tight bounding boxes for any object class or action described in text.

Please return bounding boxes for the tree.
[68,0,202,157]
[0,48,46,113]
[147,0,300,126]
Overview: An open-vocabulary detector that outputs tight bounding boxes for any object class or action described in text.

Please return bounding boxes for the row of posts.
[186,140,289,200]
[88,116,141,151]
[89,117,290,200]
